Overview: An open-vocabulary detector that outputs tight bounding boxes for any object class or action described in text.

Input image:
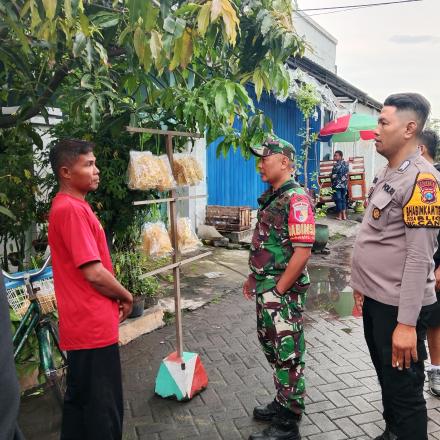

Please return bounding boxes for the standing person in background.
[351,93,439,440]
[48,139,133,440]
[419,128,440,397]
[331,150,349,220]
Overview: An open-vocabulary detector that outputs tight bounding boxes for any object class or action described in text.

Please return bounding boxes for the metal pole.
[165,135,184,361]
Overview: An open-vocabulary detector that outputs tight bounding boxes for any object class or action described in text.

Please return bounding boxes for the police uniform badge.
[403,172,440,227]
[372,208,381,220]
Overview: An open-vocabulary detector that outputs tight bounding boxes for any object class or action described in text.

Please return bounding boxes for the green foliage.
[0,125,46,270]
[1,0,306,151]
[296,83,320,120]
[112,250,163,297]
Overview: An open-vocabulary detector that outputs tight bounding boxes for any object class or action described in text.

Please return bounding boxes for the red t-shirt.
[48,193,119,350]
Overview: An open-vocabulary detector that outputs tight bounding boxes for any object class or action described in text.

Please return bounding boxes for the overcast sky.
[296,0,440,119]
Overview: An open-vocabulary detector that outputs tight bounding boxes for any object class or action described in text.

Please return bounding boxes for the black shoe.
[249,416,300,440]
[374,428,398,440]
[253,400,284,421]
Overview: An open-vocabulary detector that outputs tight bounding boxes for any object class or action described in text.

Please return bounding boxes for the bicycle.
[3,256,67,406]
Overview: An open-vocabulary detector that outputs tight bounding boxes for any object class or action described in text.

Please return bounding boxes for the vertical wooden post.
[165,135,184,361]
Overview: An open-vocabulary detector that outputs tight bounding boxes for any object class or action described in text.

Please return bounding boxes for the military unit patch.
[292,202,309,223]
[403,172,440,227]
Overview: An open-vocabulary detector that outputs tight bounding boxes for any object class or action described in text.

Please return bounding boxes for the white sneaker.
[427,369,440,397]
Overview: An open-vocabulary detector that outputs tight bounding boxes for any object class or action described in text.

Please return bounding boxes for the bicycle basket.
[5,267,57,317]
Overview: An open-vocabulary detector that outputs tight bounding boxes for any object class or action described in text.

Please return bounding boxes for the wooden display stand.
[126,126,209,401]
[318,157,367,203]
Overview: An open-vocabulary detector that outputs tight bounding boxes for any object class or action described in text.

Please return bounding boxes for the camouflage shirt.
[249,179,315,286]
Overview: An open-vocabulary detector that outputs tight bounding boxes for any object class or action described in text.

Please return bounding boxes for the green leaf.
[118,25,132,46]
[79,12,90,36]
[42,0,56,20]
[80,73,93,89]
[72,32,86,57]
[179,29,193,68]
[253,70,263,100]
[150,30,162,60]
[91,11,120,28]
[64,0,72,20]
[225,82,235,104]
[0,206,15,220]
[174,17,186,38]
[197,1,211,36]
[214,88,227,115]
[133,26,145,60]
[163,16,175,34]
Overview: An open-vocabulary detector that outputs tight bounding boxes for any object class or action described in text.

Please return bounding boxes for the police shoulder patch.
[403,172,440,228]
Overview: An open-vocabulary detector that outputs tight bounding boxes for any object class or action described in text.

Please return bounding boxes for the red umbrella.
[319,114,377,142]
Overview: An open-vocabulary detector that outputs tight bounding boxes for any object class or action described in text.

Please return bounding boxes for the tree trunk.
[304,117,310,189]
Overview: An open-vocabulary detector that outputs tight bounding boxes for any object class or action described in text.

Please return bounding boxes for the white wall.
[176,137,207,231]
[293,11,338,73]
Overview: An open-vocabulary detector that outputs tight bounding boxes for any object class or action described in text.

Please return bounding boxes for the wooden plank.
[133,194,207,206]
[166,134,184,359]
[138,251,212,279]
[126,126,203,138]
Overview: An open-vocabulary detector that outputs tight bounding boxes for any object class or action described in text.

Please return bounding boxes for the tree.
[295,82,320,188]
[1,0,306,152]
[1,0,308,246]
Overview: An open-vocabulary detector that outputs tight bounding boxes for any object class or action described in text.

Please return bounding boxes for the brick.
[351,411,383,425]
[307,429,347,440]
[335,417,365,438]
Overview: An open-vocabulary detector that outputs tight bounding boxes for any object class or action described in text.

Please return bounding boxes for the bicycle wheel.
[37,319,67,407]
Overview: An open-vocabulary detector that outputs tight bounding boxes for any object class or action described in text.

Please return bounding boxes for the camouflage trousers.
[255,279,307,416]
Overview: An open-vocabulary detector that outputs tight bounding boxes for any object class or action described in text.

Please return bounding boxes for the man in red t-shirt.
[48,139,133,440]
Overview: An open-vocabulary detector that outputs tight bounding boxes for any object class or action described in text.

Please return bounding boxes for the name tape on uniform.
[403,172,440,228]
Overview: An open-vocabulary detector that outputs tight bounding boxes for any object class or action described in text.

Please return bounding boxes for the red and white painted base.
[155,351,208,401]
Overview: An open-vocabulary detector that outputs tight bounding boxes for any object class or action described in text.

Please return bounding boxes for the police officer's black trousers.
[60,343,123,440]
[363,296,429,440]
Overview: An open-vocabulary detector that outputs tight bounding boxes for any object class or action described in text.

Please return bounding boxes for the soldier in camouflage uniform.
[244,136,315,440]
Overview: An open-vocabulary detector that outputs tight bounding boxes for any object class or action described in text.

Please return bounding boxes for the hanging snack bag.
[127,151,176,191]
[174,217,202,253]
[173,154,204,186]
[157,154,177,191]
[141,222,174,257]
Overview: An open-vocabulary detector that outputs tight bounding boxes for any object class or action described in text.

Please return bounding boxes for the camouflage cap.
[250,136,295,161]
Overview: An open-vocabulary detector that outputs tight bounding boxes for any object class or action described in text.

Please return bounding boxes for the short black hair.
[383,93,431,134]
[419,129,439,161]
[334,150,343,158]
[49,139,95,180]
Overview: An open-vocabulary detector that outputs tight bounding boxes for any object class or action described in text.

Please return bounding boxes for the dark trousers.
[60,343,123,440]
[363,296,429,440]
[332,188,347,213]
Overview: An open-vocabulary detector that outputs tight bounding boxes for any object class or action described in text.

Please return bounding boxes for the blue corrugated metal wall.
[207,89,321,208]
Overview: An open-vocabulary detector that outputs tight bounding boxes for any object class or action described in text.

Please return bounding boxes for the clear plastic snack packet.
[127,151,176,191]
[174,217,202,253]
[173,154,204,186]
[157,154,177,191]
[141,222,174,257]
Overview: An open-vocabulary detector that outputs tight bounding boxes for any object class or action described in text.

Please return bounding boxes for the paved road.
[119,290,440,440]
[18,240,440,439]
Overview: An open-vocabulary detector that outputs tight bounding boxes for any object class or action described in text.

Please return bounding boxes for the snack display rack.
[126,126,210,400]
